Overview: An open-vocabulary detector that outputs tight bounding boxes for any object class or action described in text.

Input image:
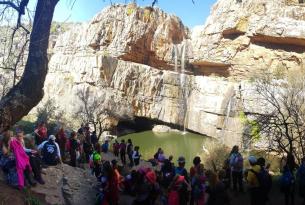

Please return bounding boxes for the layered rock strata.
[38,0,305,147]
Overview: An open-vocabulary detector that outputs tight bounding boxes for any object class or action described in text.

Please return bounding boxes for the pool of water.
[119,131,207,169]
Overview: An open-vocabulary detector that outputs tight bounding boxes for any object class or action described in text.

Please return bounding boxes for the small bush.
[199,140,231,172]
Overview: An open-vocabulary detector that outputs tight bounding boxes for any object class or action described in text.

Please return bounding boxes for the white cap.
[49,135,56,141]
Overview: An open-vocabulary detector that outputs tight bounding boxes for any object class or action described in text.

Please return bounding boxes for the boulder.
[152,125,171,133]
[31,164,96,205]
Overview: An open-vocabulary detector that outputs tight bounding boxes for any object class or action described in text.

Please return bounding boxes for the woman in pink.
[8,129,35,189]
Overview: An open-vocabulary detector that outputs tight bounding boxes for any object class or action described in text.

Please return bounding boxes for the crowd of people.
[1,123,305,205]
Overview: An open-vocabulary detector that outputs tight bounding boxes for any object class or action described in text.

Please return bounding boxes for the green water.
[120,131,207,169]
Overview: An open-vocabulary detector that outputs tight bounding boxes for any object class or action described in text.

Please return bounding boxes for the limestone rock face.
[31,164,96,205]
[38,1,305,147]
[191,0,305,79]
[54,3,188,70]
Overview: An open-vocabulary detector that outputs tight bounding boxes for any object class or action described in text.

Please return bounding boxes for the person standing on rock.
[127,139,133,167]
[34,121,48,146]
[229,145,244,193]
[119,139,126,165]
[55,127,67,162]
[69,131,79,167]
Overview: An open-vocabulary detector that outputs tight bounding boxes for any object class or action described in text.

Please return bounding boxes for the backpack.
[231,153,243,170]
[250,168,272,193]
[280,168,294,190]
[42,140,58,165]
[192,176,205,200]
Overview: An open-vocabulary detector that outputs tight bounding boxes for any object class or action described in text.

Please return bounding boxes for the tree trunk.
[0,0,59,133]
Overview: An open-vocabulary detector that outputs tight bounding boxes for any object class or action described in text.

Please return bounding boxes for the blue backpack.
[280,169,294,191]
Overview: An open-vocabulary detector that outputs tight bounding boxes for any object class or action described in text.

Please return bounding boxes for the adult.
[297,157,305,205]
[191,164,206,205]
[257,157,272,204]
[229,145,244,193]
[132,146,141,166]
[15,128,44,184]
[111,159,124,188]
[10,130,36,189]
[168,175,190,205]
[90,144,102,178]
[157,149,166,163]
[190,156,201,178]
[0,131,18,187]
[55,127,67,161]
[153,148,161,161]
[101,140,109,153]
[100,161,119,205]
[90,131,98,146]
[281,154,298,205]
[126,139,133,166]
[112,140,120,157]
[246,156,261,205]
[221,159,231,189]
[69,132,79,167]
[161,158,175,188]
[34,121,48,145]
[175,156,189,182]
[38,135,61,166]
[83,136,93,163]
[119,140,126,165]
[206,170,230,205]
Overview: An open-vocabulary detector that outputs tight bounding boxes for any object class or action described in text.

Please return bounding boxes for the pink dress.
[9,138,31,188]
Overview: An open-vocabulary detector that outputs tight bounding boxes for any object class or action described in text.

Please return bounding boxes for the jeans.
[120,152,126,165]
[232,171,243,192]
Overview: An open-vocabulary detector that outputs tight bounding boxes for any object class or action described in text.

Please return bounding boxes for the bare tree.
[247,71,305,163]
[0,74,10,98]
[0,0,183,133]
[0,0,59,133]
[76,87,133,138]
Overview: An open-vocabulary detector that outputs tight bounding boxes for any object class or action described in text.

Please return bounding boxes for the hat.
[49,135,56,141]
[145,170,157,184]
[178,156,185,163]
[248,156,257,164]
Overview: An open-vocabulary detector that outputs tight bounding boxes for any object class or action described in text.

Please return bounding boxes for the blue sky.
[51,0,217,28]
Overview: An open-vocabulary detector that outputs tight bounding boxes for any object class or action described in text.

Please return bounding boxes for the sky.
[51,0,217,28]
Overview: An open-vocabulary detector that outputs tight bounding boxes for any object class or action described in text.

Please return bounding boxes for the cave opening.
[116,116,183,136]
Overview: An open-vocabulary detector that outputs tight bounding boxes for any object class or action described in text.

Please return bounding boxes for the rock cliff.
[39,0,305,147]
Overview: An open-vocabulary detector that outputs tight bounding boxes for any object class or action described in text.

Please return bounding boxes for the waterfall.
[221,94,234,143]
[181,44,187,134]
[172,42,188,134]
[174,44,178,73]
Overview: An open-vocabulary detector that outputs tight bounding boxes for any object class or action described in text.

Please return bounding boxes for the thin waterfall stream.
[173,42,188,134]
